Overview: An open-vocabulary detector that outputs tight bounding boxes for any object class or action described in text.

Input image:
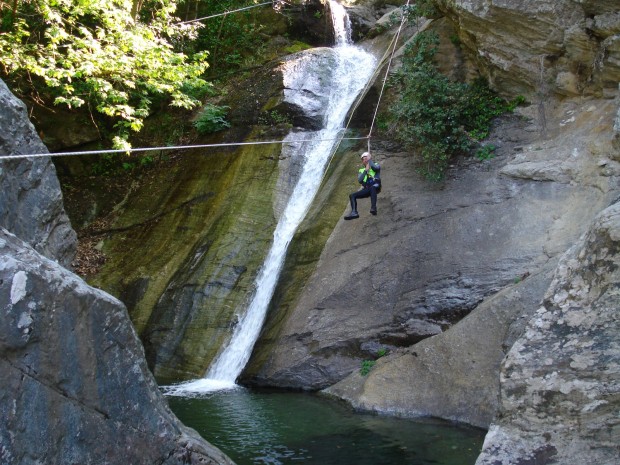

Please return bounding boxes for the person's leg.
[344,188,370,220]
[369,186,378,214]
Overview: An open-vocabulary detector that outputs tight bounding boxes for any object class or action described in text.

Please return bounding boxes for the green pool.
[167,388,485,465]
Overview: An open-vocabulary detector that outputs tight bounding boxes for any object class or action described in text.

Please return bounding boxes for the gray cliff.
[0,81,234,464]
[476,200,620,464]
[0,80,77,268]
[16,1,620,463]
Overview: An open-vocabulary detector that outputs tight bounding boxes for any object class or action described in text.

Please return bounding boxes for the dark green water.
[167,388,485,465]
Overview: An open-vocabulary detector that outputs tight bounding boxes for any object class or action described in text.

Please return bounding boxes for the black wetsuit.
[349,161,381,213]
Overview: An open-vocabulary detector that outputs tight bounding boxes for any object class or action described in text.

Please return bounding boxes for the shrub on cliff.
[388,31,519,181]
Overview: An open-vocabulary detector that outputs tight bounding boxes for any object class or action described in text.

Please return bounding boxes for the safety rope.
[321,0,411,180]
[366,0,411,153]
[178,1,274,25]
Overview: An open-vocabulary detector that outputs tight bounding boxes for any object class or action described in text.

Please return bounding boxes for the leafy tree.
[0,0,210,148]
[179,0,268,72]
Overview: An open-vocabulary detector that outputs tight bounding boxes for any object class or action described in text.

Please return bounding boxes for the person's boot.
[344,210,359,220]
[370,207,377,215]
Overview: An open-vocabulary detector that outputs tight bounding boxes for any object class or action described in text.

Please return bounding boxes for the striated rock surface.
[476,201,620,465]
[268,48,339,130]
[0,79,77,267]
[0,228,234,465]
[85,44,364,383]
[434,0,620,99]
[323,260,557,429]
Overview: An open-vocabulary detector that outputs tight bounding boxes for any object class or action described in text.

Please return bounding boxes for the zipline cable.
[0,136,370,161]
[320,1,411,181]
[366,0,411,153]
[178,1,273,25]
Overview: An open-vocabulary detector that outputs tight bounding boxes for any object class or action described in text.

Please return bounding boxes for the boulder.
[268,48,339,130]
[323,260,556,428]
[0,79,77,267]
[476,200,620,465]
[0,228,234,465]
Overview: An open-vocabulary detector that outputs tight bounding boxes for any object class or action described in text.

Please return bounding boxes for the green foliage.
[388,31,520,181]
[182,0,267,75]
[360,347,388,376]
[360,360,376,376]
[91,152,157,175]
[403,0,439,20]
[285,41,312,54]
[0,0,210,148]
[476,144,496,160]
[194,104,231,134]
[258,109,291,127]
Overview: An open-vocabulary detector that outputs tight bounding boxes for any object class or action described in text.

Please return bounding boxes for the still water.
[167,388,485,465]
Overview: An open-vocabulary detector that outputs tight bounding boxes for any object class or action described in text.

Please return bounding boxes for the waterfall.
[165,0,376,395]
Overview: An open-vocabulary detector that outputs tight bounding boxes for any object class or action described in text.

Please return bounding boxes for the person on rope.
[344,151,381,220]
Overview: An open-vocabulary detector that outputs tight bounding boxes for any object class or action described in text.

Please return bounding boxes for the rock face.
[323,260,557,429]
[476,201,620,465]
[0,80,77,267]
[269,48,339,130]
[86,46,361,384]
[0,79,233,464]
[435,0,620,99]
[40,6,619,460]
[244,97,620,391]
[0,228,234,465]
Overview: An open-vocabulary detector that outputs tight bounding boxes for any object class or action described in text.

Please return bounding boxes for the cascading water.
[166,0,376,395]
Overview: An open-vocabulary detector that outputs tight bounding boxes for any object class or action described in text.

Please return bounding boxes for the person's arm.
[369,160,380,172]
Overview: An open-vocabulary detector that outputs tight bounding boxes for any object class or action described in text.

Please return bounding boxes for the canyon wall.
[0,81,234,465]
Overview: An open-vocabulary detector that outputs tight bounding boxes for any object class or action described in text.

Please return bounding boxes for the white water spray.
[165,1,376,396]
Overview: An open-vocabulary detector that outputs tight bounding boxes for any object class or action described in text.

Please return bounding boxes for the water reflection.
[166,388,484,465]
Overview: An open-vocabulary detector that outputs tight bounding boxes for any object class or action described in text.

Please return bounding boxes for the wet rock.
[246,99,620,391]
[0,79,77,267]
[268,48,339,130]
[323,261,556,428]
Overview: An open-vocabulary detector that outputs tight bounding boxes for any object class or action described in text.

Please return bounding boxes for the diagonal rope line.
[178,2,274,25]
[366,0,411,152]
[321,2,410,179]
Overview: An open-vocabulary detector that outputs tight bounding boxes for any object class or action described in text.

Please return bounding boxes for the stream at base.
[167,389,485,465]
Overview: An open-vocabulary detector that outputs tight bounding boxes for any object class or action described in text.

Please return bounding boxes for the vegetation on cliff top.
[0,0,211,148]
[387,29,523,181]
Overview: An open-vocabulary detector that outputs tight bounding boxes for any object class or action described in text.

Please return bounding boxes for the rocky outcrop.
[0,80,77,267]
[0,228,234,465]
[323,260,557,429]
[475,201,620,465]
[84,44,367,384]
[434,0,620,99]
[268,48,339,130]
